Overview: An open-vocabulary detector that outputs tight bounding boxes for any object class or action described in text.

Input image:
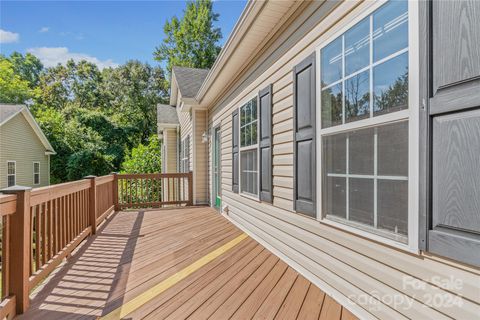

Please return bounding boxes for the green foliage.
[0,58,32,103]
[154,0,222,75]
[9,52,43,88]
[121,136,162,174]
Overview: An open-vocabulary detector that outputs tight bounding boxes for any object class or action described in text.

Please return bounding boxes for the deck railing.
[0,172,192,318]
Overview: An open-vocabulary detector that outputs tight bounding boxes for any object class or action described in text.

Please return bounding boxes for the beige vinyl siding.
[206,1,480,319]
[0,113,50,189]
[193,110,208,204]
[177,106,193,172]
[163,128,177,173]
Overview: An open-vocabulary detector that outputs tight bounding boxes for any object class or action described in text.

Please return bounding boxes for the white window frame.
[238,96,260,200]
[7,161,16,187]
[180,137,189,173]
[33,161,40,185]
[315,0,419,253]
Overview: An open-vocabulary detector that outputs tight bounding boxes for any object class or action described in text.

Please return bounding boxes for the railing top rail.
[95,175,114,186]
[30,179,90,206]
[0,194,17,216]
[117,172,192,179]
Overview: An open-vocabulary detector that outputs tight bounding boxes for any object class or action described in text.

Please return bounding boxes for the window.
[180,136,189,173]
[33,162,40,185]
[239,98,258,196]
[319,0,412,244]
[7,161,15,187]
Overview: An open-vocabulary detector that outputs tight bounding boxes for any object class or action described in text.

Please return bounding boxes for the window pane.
[7,162,15,174]
[373,52,408,115]
[321,37,342,87]
[373,0,408,62]
[345,71,370,123]
[251,122,257,145]
[377,121,408,176]
[321,83,342,128]
[245,102,251,126]
[241,149,258,195]
[251,99,257,121]
[8,175,15,187]
[349,178,374,226]
[345,17,370,76]
[348,127,374,175]
[323,133,346,174]
[378,180,408,236]
[323,177,346,219]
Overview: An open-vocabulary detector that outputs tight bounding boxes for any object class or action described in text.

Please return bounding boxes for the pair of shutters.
[231,85,273,202]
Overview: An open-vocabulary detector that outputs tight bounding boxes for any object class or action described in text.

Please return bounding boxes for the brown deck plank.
[229,259,289,320]
[252,267,299,320]
[319,295,343,320]
[19,207,356,320]
[296,283,326,320]
[275,275,311,319]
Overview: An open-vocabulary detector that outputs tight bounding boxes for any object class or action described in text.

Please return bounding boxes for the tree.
[154,0,222,75]
[9,52,43,88]
[121,136,162,174]
[0,58,32,103]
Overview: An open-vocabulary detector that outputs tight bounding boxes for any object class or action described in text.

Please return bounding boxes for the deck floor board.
[18,207,357,320]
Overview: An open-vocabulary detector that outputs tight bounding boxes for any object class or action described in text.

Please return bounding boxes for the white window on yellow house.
[33,161,40,185]
[7,161,16,187]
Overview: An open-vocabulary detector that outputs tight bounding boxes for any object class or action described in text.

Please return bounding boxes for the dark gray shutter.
[232,110,239,193]
[426,0,480,266]
[259,85,273,203]
[293,53,316,217]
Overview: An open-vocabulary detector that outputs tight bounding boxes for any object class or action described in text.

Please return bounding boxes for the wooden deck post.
[112,173,119,211]
[188,171,193,206]
[0,186,32,314]
[84,176,97,235]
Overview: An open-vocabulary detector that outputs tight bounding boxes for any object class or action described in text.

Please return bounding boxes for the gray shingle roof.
[157,104,179,125]
[0,104,24,124]
[172,66,209,98]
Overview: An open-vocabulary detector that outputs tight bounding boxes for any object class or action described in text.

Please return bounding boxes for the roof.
[157,104,179,125]
[0,103,56,154]
[172,66,209,99]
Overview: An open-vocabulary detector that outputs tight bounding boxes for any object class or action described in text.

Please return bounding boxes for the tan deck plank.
[147,248,271,319]
[275,275,311,319]
[296,283,326,320]
[207,254,280,319]
[19,207,355,320]
[252,267,299,320]
[319,295,343,320]
[341,307,358,320]
[229,259,289,320]
[126,239,260,319]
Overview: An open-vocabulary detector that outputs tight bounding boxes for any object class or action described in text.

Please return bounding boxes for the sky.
[0,0,247,69]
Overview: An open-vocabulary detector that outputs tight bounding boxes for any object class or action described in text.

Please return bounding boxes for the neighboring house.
[0,104,55,189]
[159,1,480,319]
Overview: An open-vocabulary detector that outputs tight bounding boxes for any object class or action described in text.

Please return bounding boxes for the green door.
[213,127,221,208]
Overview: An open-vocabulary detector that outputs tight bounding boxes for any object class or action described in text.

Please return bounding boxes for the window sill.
[239,192,260,202]
[319,215,418,254]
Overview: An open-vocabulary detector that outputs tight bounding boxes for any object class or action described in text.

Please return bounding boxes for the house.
[0,104,55,188]
[159,0,480,319]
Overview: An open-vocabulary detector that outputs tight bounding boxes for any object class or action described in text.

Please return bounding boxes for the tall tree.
[0,58,32,103]
[154,0,222,75]
[9,52,43,88]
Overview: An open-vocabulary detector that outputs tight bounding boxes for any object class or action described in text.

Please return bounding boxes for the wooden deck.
[17,207,356,320]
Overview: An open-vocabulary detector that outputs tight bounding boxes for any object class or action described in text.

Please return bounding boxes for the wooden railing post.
[0,186,31,314]
[188,171,193,206]
[112,173,119,211]
[84,176,97,235]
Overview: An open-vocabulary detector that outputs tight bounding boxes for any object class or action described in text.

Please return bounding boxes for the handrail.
[0,171,194,316]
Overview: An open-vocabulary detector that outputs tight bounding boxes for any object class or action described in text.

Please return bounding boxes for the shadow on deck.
[18,207,356,320]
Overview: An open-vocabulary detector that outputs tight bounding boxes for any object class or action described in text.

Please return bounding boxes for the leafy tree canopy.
[0,57,33,104]
[121,136,162,174]
[154,0,222,76]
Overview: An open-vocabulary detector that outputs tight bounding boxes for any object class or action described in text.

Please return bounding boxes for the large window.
[319,0,410,243]
[239,98,258,196]
[7,161,15,187]
[33,162,40,185]
[180,136,190,173]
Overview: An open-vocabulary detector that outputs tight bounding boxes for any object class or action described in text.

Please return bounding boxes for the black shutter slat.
[232,110,239,193]
[293,53,316,217]
[259,84,273,203]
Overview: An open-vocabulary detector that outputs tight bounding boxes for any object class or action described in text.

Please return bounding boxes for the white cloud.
[0,29,19,43]
[39,27,50,33]
[27,47,119,70]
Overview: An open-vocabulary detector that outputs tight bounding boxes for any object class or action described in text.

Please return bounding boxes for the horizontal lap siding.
[0,113,50,188]
[164,128,177,173]
[178,106,193,172]
[194,110,208,203]
[207,1,480,319]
